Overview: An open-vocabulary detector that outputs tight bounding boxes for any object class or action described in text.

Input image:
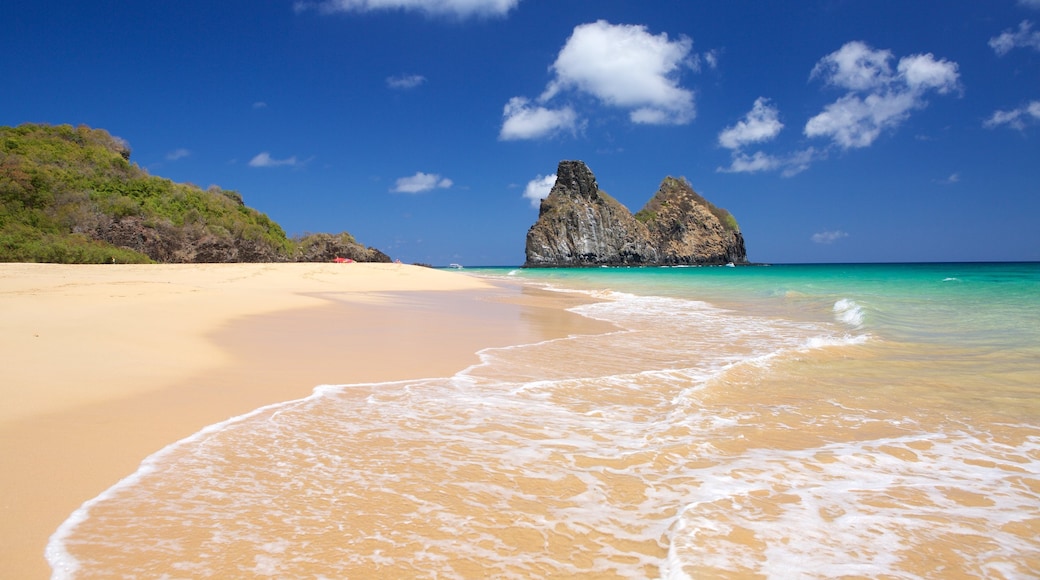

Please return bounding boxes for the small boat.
[725,262,735,267]
[449,263,464,269]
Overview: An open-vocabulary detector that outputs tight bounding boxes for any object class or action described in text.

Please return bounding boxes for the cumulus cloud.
[989,21,1040,55]
[812,230,849,244]
[805,41,959,149]
[810,41,893,92]
[294,0,520,18]
[249,152,299,167]
[715,98,822,177]
[983,100,1040,130]
[387,74,426,89]
[522,174,556,208]
[499,97,578,140]
[166,148,191,161]
[718,98,783,149]
[541,20,696,125]
[501,20,697,139]
[391,171,453,193]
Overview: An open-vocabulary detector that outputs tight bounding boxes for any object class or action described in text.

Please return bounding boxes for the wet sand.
[0,263,609,578]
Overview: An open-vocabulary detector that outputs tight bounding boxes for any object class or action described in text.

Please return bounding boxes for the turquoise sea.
[49,263,1040,578]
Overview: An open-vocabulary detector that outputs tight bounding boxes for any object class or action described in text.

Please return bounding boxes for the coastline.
[0,263,611,578]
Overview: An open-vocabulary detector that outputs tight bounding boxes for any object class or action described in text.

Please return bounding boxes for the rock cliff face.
[524,161,747,267]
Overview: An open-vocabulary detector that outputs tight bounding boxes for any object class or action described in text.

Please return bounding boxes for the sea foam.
[832,298,865,328]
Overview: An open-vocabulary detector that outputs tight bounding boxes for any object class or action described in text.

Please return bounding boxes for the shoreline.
[0,263,611,578]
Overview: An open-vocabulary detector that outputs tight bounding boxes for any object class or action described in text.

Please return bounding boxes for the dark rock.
[524,161,748,267]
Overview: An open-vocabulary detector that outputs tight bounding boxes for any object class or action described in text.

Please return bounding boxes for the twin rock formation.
[524,161,748,267]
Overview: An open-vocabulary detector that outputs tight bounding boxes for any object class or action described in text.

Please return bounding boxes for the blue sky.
[3,0,1039,265]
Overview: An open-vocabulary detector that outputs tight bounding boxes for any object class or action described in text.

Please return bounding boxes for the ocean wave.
[833,298,865,328]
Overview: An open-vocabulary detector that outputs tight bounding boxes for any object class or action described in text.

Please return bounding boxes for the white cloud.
[781,148,820,177]
[983,100,1040,130]
[718,151,780,174]
[1021,0,1040,8]
[539,20,696,125]
[989,21,1040,55]
[522,174,556,208]
[898,54,960,94]
[805,41,959,149]
[391,171,453,193]
[387,74,426,89]
[718,97,783,149]
[249,152,299,167]
[810,41,893,92]
[252,101,268,109]
[166,148,191,161]
[812,230,849,244]
[716,147,818,177]
[294,0,520,18]
[805,91,917,148]
[499,97,578,140]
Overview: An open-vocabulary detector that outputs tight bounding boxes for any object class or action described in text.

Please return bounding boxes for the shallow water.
[48,263,1040,578]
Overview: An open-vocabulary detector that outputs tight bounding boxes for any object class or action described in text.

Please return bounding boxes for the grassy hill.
[0,123,388,263]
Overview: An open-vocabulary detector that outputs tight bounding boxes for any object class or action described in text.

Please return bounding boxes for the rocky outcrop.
[93,219,392,264]
[292,233,392,263]
[524,161,657,267]
[94,216,290,263]
[638,176,747,265]
[524,161,747,267]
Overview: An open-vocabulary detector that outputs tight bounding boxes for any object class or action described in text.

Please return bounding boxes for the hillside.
[0,123,389,263]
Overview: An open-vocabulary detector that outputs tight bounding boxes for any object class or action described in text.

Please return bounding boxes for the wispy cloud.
[699,49,719,71]
[499,97,578,140]
[804,41,959,149]
[249,152,299,168]
[983,100,1040,130]
[522,174,556,208]
[502,20,697,139]
[812,230,849,244]
[387,74,426,89]
[718,151,781,174]
[166,148,191,161]
[294,0,520,19]
[716,147,820,177]
[936,172,961,184]
[989,20,1040,55]
[252,101,268,110]
[391,171,453,193]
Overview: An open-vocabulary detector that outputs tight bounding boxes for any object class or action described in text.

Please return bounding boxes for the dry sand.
[0,263,609,578]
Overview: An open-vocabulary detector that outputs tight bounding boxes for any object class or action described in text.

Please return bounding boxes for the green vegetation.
[0,123,374,263]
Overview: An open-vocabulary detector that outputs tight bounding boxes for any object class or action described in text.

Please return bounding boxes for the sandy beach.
[0,263,608,578]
